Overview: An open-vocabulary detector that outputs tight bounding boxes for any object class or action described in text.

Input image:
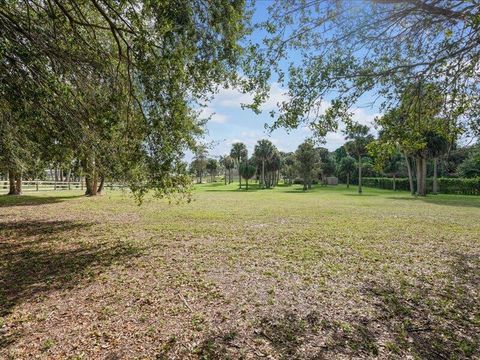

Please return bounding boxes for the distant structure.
[326,177,338,185]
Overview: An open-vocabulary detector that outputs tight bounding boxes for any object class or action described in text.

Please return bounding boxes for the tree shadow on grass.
[0,194,84,208]
[255,311,378,359]
[363,251,480,359]
[0,219,143,347]
[384,195,480,208]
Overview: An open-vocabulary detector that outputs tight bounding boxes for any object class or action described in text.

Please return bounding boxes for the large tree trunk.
[97,177,105,194]
[303,174,307,191]
[84,156,98,196]
[8,170,20,195]
[432,158,438,194]
[347,173,350,188]
[224,169,227,185]
[15,173,22,195]
[246,178,249,191]
[404,152,415,195]
[8,171,16,195]
[416,156,427,196]
[358,155,362,194]
[392,174,396,191]
[7,170,22,195]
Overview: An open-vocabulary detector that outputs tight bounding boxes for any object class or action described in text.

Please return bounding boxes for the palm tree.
[254,139,274,189]
[344,123,374,194]
[230,142,248,188]
[239,159,257,190]
[206,158,218,182]
[425,130,449,194]
[339,156,356,188]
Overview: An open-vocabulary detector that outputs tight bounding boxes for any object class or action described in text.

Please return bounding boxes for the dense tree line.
[190,136,479,196]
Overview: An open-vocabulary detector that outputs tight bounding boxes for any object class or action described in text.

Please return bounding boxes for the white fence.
[0,180,126,194]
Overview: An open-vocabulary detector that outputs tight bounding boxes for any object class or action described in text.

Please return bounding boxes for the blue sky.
[187,1,381,161]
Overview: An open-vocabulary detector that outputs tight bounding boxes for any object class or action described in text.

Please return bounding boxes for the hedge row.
[362,177,480,195]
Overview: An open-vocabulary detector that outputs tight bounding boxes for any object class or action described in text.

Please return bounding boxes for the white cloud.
[351,107,382,128]
[200,106,228,124]
[209,82,289,112]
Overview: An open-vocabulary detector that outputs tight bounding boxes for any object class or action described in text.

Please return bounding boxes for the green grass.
[0,183,479,359]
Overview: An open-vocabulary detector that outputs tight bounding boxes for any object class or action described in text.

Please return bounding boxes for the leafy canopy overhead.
[246,0,480,139]
[0,0,251,199]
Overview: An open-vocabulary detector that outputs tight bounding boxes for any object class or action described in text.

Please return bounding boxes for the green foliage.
[344,123,374,158]
[1,0,251,199]
[247,1,479,138]
[458,149,480,178]
[338,156,356,177]
[295,140,319,190]
[239,160,256,179]
[363,177,480,195]
[230,143,248,165]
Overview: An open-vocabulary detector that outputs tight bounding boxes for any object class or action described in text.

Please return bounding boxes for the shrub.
[361,177,480,195]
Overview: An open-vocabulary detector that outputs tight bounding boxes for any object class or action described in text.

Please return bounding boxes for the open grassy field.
[0,183,479,359]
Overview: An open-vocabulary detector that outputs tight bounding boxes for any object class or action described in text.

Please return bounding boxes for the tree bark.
[15,173,22,195]
[97,177,105,194]
[83,156,98,196]
[8,171,17,195]
[404,152,415,195]
[392,174,396,191]
[416,156,427,196]
[347,173,350,188]
[261,160,265,189]
[238,158,242,188]
[358,155,362,194]
[422,156,427,196]
[432,158,438,194]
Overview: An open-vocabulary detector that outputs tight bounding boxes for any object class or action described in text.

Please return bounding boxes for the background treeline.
[189,139,480,195]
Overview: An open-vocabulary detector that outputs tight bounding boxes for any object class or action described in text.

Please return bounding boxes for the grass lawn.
[0,183,479,359]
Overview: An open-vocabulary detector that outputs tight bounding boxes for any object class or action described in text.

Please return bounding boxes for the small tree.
[281,152,296,185]
[230,142,248,188]
[344,123,374,194]
[320,156,336,183]
[192,145,208,184]
[295,140,319,191]
[339,156,356,188]
[239,159,256,190]
[206,158,218,182]
[254,139,275,189]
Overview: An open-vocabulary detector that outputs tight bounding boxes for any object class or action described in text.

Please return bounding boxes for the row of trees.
[190,126,479,195]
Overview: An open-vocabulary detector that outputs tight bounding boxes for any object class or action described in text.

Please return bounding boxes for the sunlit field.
[1,184,479,359]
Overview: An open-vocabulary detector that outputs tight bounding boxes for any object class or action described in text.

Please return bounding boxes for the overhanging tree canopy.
[247,0,480,139]
[0,0,250,198]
